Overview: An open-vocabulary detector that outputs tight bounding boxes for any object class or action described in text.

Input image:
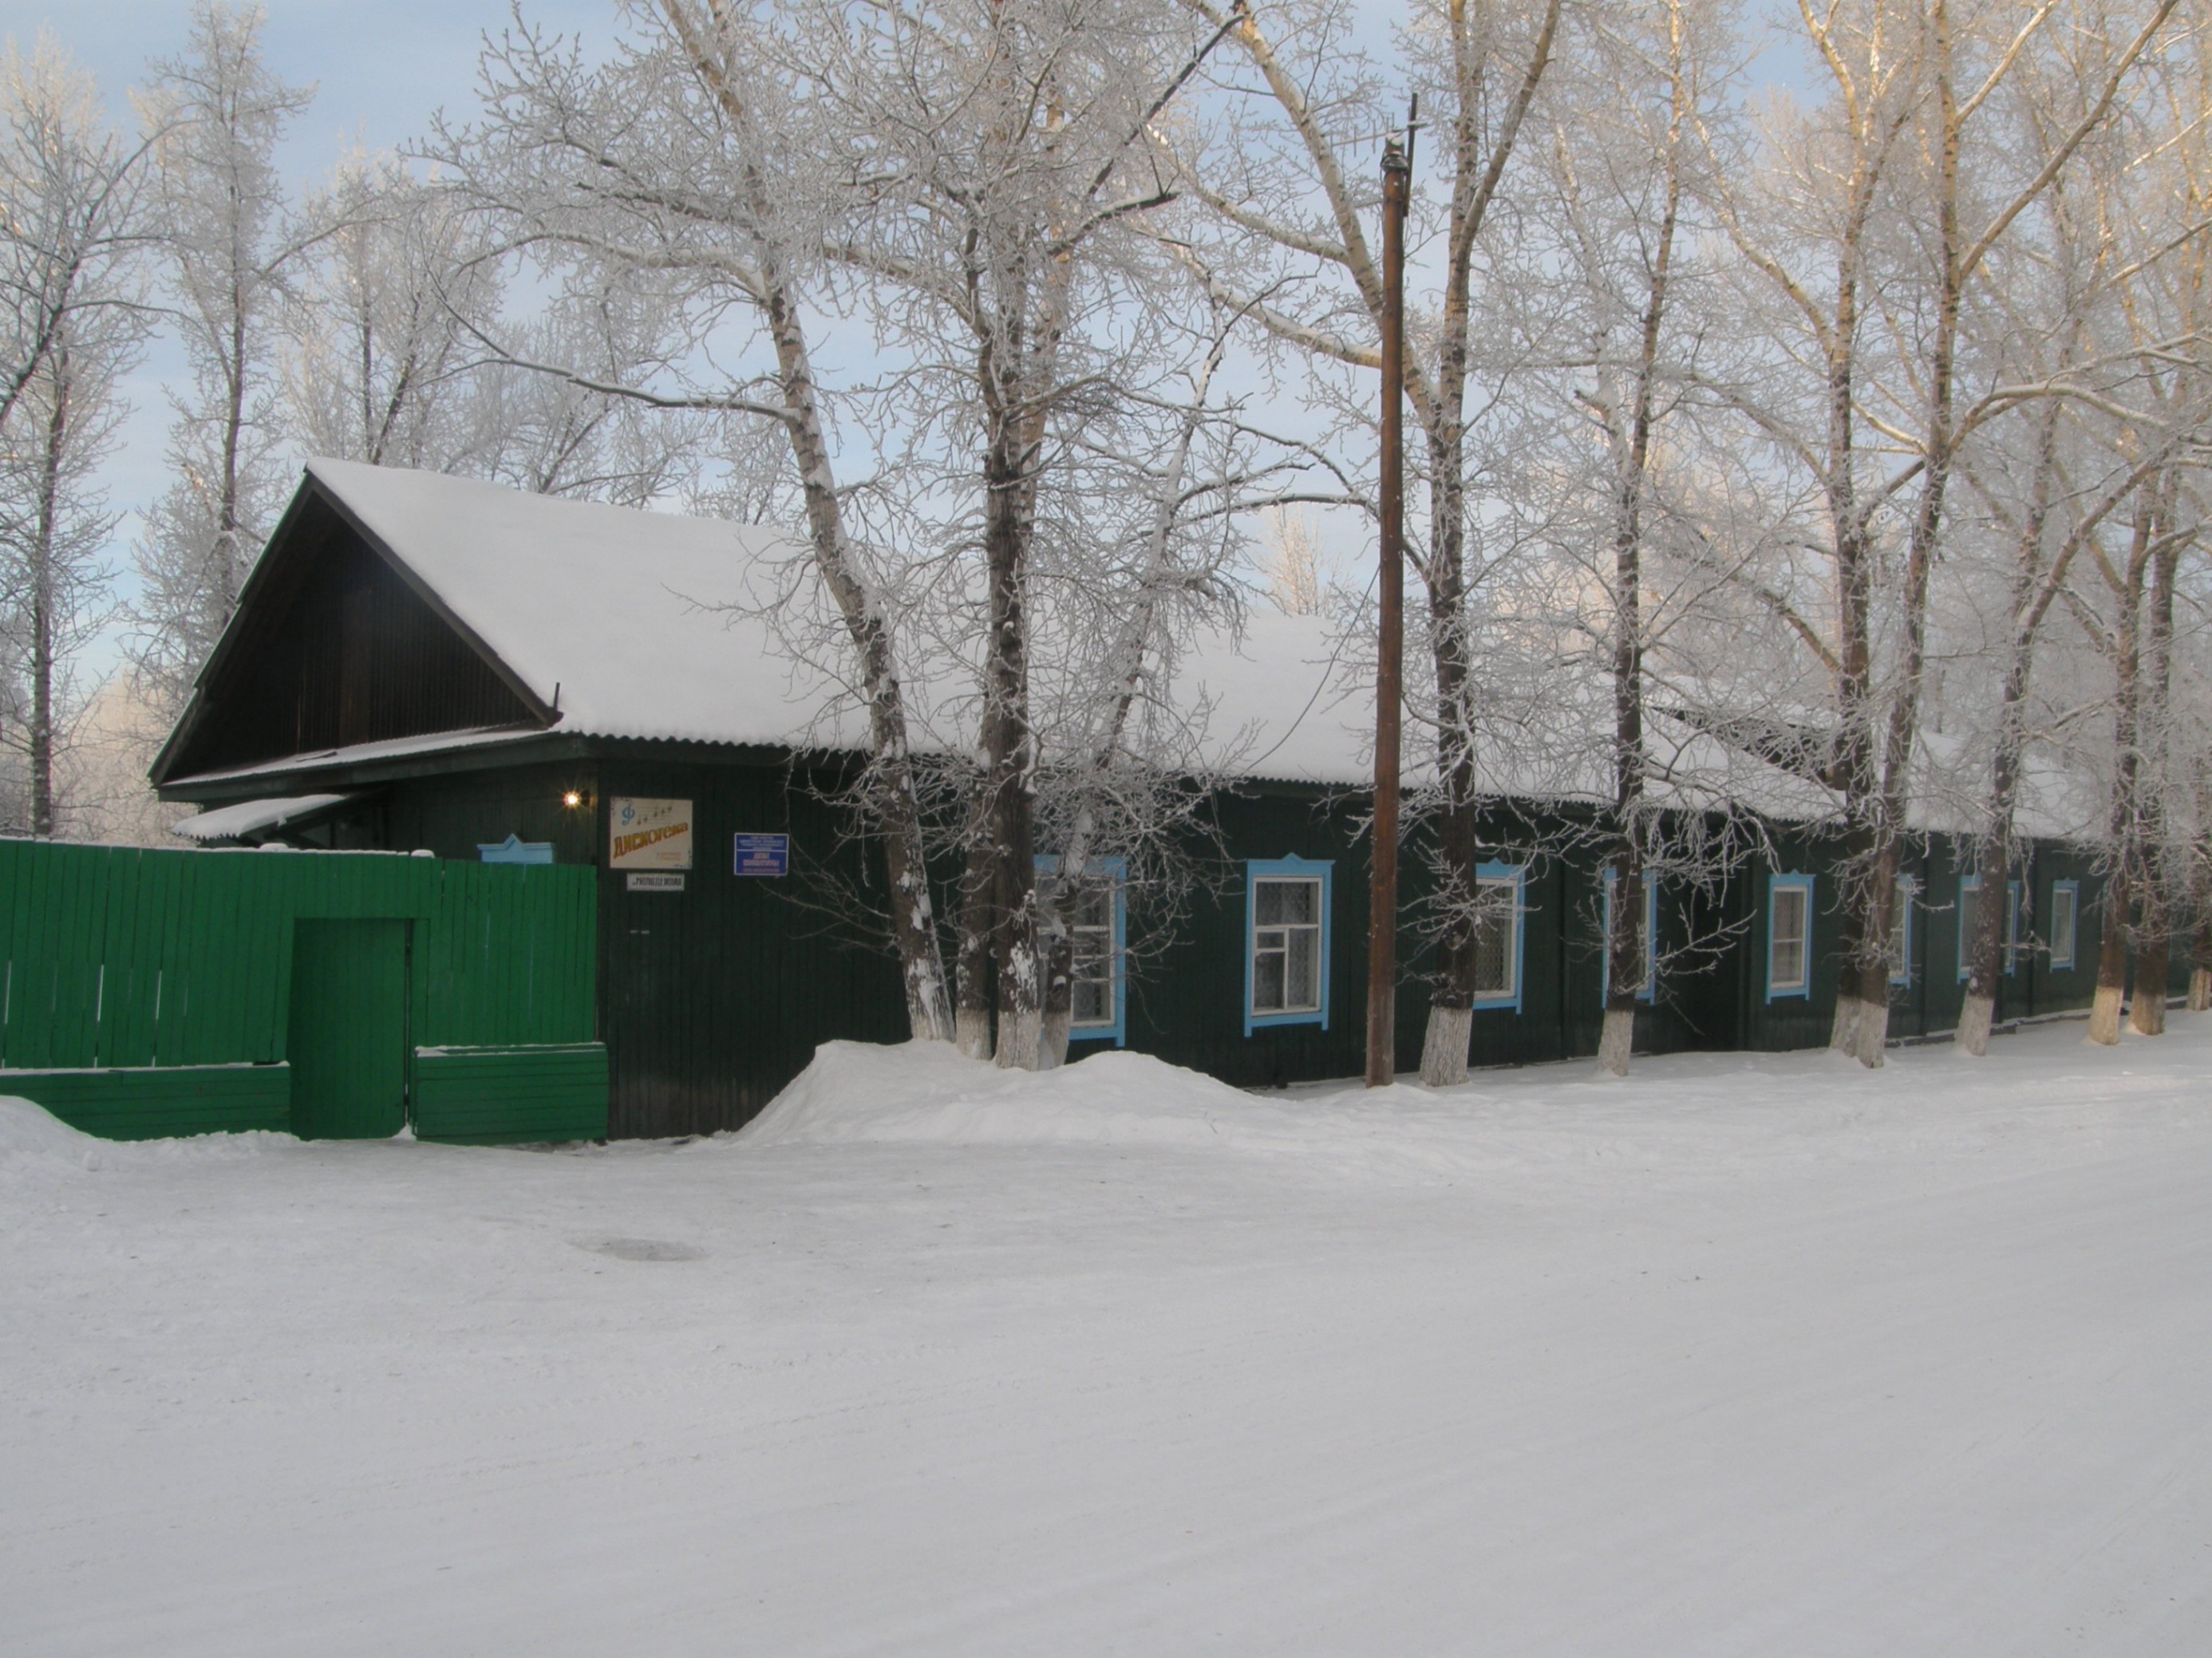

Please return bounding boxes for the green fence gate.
[0,840,603,1143]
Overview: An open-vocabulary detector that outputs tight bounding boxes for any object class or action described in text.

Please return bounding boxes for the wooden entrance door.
[287,919,410,1139]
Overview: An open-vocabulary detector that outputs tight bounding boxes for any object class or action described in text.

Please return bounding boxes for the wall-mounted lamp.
[563,789,588,810]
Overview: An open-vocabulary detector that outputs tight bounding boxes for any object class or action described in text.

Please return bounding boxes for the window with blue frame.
[1246,857,1331,1035]
[1037,855,1127,1047]
[1472,861,1527,1012]
[2048,880,2079,969]
[1600,868,1657,1004]
[1887,874,1916,985]
[1767,872,1814,1000]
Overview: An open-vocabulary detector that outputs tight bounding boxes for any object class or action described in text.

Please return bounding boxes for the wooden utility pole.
[1366,135,1410,1088]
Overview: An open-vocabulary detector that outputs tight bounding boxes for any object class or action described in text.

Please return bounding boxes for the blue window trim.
[1473,860,1527,1013]
[1766,872,1815,1001]
[1036,855,1128,1048]
[2049,879,2080,969]
[1889,874,1916,986]
[1245,856,1333,1036]
[1600,868,1657,1004]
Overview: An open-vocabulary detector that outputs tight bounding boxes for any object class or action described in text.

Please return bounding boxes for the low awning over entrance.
[172,793,353,846]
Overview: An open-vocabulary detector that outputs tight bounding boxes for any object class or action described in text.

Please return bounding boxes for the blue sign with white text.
[733,833,790,877]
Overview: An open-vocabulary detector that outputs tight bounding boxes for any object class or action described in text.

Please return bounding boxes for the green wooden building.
[141,460,2133,1142]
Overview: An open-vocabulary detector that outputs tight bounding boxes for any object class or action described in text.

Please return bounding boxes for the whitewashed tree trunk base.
[2190,966,2211,1013]
[1956,991,1994,1056]
[955,1009,993,1060]
[1597,1008,1633,1077]
[1039,1009,1071,1070]
[2131,991,2166,1037]
[1852,996,1890,1068]
[1830,996,1860,1053]
[1419,1006,1472,1088]
[995,1009,1042,1071]
[2087,984,2123,1045]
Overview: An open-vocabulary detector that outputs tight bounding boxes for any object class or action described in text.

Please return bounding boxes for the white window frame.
[1037,855,1127,1047]
[1471,862,1527,1013]
[1245,857,1331,1035]
[2048,880,2079,970]
[1767,873,1814,1001]
[1888,874,1917,986]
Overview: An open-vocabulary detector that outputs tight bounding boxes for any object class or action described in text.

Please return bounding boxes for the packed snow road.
[6,1020,2210,1656]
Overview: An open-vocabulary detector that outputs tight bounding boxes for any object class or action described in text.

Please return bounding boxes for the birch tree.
[435,0,958,1042]
[1537,0,1724,1076]
[283,153,695,499]
[805,0,1242,1068]
[1839,0,2182,1065]
[0,38,149,835]
[1163,0,1565,1085]
[130,1,315,710]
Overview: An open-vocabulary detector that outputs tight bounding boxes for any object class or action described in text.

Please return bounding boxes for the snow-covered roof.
[172,794,351,843]
[173,461,2056,837]
[305,456,866,750]
[1178,610,1839,819]
[171,727,549,789]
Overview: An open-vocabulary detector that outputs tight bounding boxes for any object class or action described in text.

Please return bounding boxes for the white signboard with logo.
[609,796,694,871]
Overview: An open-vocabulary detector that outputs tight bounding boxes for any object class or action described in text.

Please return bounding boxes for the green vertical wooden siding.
[0,840,601,1141]
[0,1064,290,1139]
[287,918,410,1139]
[413,1044,610,1143]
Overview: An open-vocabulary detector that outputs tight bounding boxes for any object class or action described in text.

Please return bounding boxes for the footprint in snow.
[577,1236,706,1262]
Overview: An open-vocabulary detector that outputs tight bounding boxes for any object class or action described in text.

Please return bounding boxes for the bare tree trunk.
[2133,909,2170,1034]
[2190,854,2212,1011]
[1824,342,1878,1057]
[1415,0,1562,1088]
[1597,10,1685,1080]
[762,251,954,1044]
[1828,847,1866,1052]
[28,345,69,840]
[1037,930,1073,1072]
[658,4,956,1044]
[1856,7,1967,1069]
[2090,864,2131,1044]
[1957,846,2008,1059]
[1422,435,1479,1086]
[1032,339,1228,1070]
[2130,497,2178,1036]
[2089,492,2154,1044]
[954,833,995,1058]
[1959,400,2064,1057]
[980,390,1041,1070]
[2190,773,2212,1011]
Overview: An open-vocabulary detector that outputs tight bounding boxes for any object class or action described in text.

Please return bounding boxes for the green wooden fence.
[0,840,602,1142]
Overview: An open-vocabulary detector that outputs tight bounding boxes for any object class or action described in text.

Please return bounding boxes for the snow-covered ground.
[6,1020,2210,1656]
